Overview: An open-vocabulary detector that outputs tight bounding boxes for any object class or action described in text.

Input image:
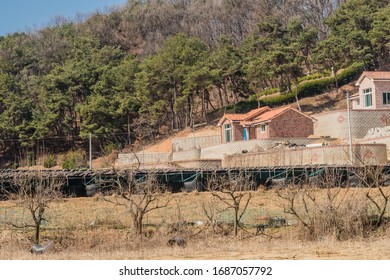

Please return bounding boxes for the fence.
[222,144,387,168]
[313,110,390,140]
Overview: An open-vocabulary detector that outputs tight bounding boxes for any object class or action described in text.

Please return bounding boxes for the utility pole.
[89,132,92,170]
[345,91,353,164]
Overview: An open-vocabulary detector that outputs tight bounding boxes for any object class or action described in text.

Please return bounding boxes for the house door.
[243,128,248,141]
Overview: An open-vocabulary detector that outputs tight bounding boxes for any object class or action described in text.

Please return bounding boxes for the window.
[383,92,390,105]
[224,123,232,142]
[260,124,266,133]
[363,88,372,107]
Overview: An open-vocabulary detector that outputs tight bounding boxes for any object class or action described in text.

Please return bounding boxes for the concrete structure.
[313,109,390,139]
[222,144,387,168]
[172,135,221,152]
[351,71,390,110]
[201,138,318,160]
[218,106,315,143]
[116,152,173,167]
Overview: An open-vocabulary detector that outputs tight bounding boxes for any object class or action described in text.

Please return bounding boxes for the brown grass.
[1,189,390,260]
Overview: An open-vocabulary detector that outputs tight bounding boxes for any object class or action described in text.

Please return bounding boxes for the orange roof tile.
[224,114,247,121]
[356,71,390,85]
[219,106,271,124]
[252,106,290,123]
[362,71,390,80]
[243,106,270,121]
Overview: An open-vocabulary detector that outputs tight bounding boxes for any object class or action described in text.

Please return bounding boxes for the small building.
[351,71,390,110]
[218,106,316,143]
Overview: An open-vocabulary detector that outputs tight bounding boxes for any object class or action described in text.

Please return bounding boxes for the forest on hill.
[0,0,390,167]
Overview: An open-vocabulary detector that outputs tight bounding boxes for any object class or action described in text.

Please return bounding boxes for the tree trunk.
[35,222,40,244]
[234,206,239,236]
[217,87,224,108]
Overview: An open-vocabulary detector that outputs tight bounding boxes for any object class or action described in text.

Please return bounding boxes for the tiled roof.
[362,71,390,80]
[219,106,314,126]
[243,106,270,121]
[252,106,291,123]
[223,114,247,121]
[356,71,390,86]
[222,106,270,122]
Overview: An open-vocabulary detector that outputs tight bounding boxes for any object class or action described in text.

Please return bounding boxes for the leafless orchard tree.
[351,165,390,228]
[205,171,256,236]
[277,168,369,240]
[102,171,173,236]
[5,172,65,244]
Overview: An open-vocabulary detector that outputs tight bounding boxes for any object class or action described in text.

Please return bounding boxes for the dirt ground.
[1,189,390,260]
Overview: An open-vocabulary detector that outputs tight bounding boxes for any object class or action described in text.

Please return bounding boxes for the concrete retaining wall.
[174,160,222,169]
[172,149,201,161]
[172,135,221,152]
[358,136,390,160]
[313,110,390,139]
[117,152,172,165]
[222,144,387,168]
[201,138,319,160]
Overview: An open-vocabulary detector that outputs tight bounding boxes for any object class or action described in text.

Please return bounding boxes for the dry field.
[1,188,390,260]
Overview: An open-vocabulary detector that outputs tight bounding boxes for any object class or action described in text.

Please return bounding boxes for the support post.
[346,91,353,165]
[89,133,92,171]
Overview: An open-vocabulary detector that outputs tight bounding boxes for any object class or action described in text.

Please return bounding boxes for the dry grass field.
[1,188,390,260]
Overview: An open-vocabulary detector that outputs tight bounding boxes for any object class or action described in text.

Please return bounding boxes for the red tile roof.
[219,106,314,126]
[362,71,390,80]
[243,107,270,121]
[356,71,390,85]
[219,106,270,124]
[223,113,247,121]
[252,106,291,123]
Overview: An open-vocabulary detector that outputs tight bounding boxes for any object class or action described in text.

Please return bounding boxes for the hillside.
[1,0,390,168]
[130,84,353,157]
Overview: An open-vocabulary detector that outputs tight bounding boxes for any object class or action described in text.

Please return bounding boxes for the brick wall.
[268,110,314,138]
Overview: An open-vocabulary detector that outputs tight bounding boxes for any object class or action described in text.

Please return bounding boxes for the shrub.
[249,88,279,101]
[43,154,57,168]
[298,73,326,83]
[337,62,364,86]
[61,150,88,170]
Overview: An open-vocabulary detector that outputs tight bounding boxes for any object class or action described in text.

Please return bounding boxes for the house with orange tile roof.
[351,71,390,110]
[217,106,316,143]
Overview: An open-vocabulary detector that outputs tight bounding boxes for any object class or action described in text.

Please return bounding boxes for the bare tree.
[103,171,172,236]
[352,165,390,227]
[277,168,373,240]
[205,171,255,236]
[5,171,64,244]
